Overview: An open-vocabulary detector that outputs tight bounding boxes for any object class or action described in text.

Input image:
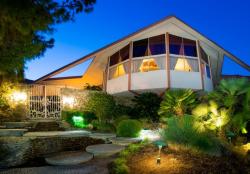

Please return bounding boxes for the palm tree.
[158,89,197,118]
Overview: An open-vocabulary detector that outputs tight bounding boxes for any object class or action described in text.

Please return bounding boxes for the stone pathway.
[23,130,91,137]
[0,156,115,174]
[110,137,141,146]
[45,151,93,166]
[86,144,125,157]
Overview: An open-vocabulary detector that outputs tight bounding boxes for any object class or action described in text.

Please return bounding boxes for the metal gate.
[27,85,62,119]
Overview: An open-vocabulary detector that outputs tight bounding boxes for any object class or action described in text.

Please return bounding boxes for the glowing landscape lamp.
[153,140,166,165]
[11,91,27,103]
[72,115,85,128]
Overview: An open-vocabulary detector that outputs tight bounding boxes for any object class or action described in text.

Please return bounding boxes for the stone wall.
[0,136,104,168]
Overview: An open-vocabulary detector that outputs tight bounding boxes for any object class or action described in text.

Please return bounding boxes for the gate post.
[44,85,47,118]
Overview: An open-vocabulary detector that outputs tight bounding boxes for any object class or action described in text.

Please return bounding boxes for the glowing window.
[170,56,199,72]
[139,59,159,72]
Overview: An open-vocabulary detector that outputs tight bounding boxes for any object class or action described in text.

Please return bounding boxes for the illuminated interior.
[139,59,159,72]
[174,58,193,72]
[113,64,126,78]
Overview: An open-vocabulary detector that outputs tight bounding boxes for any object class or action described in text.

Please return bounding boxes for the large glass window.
[170,56,199,72]
[109,61,129,79]
[169,34,183,55]
[149,34,166,55]
[133,39,148,57]
[120,45,129,61]
[132,55,166,73]
[206,65,211,78]
[169,34,198,72]
[109,51,120,66]
[183,38,197,57]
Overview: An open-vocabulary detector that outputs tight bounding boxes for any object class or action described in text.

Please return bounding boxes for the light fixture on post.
[153,140,166,165]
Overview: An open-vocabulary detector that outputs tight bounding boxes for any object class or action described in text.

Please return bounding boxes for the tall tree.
[0,0,96,82]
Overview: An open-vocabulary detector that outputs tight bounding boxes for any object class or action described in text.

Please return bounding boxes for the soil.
[127,145,250,174]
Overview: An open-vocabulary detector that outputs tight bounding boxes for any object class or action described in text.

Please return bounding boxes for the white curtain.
[170,57,178,70]
[154,56,166,70]
[123,61,130,73]
[186,58,199,72]
[132,59,143,72]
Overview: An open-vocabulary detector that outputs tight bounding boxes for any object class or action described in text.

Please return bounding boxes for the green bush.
[117,119,142,137]
[162,115,221,155]
[132,92,162,122]
[84,92,116,122]
[91,120,116,132]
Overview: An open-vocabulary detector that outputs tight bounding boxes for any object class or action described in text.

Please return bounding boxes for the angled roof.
[35,16,250,83]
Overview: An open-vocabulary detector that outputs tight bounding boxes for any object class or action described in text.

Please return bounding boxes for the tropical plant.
[158,89,197,119]
[208,78,250,136]
[162,115,221,155]
[84,91,116,122]
[117,119,142,137]
[84,83,102,91]
[192,101,230,132]
[132,92,162,122]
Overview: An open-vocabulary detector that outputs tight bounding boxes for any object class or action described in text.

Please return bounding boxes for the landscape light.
[139,129,160,141]
[72,115,85,128]
[215,118,222,128]
[11,91,27,103]
[62,96,75,108]
[153,140,166,165]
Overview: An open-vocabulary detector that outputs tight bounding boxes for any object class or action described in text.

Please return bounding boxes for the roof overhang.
[35,16,249,83]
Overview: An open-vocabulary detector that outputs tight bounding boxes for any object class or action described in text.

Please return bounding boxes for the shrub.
[162,115,221,155]
[132,92,162,122]
[158,89,197,119]
[91,120,116,132]
[117,119,142,137]
[84,92,116,122]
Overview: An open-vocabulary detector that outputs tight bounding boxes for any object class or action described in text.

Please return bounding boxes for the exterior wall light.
[62,96,75,108]
[11,91,27,103]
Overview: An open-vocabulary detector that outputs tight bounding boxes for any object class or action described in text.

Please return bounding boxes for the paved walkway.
[0,156,115,174]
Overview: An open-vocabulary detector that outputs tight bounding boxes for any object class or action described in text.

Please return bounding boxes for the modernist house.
[35,16,250,95]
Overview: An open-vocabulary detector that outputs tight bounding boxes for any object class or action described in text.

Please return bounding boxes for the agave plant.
[158,89,197,118]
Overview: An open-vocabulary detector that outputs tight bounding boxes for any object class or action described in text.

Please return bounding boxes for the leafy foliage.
[110,141,147,174]
[117,119,142,137]
[162,115,221,155]
[208,78,250,136]
[84,92,116,122]
[132,92,162,122]
[0,0,95,80]
[192,101,230,132]
[84,83,102,91]
[158,89,197,119]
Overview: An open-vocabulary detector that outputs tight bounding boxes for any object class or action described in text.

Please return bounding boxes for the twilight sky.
[25,0,250,80]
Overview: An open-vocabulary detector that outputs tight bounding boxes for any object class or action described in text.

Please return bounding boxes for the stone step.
[110,137,142,146]
[86,144,125,157]
[23,130,91,137]
[0,129,28,136]
[0,125,6,129]
[31,121,64,131]
[89,133,116,140]
[3,122,33,129]
[45,151,93,166]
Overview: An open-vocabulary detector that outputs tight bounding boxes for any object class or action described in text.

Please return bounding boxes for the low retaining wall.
[0,136,104,168]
